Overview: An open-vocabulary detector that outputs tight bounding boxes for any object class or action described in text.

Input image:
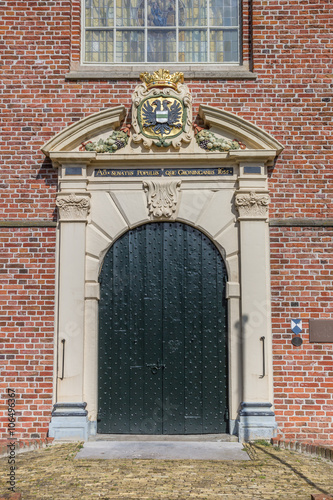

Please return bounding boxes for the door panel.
[98,222,228,434]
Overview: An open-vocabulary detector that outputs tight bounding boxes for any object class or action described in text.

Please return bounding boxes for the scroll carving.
[56,193,90,221]
[143,180,181,218]
[235,191,270,218]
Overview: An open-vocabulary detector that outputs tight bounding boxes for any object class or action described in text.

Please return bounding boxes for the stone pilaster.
[49,192,91,440]
[235,188,277,441]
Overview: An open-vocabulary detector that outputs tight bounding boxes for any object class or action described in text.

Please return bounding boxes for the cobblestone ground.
[1,442,332,499]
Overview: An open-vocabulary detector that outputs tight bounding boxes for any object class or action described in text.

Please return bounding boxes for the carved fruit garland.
[194,126,246,152]
[80,128,130,154]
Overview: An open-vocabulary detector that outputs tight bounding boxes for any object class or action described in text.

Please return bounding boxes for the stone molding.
[41,104,283,165]
[226,282,241,299]
[143,180,181,219]
[199,105,284,153]
[56,193,91,222]
[235,191,270,219]
[65,64,257,81]
[42,106,126,155]
[85,282,100,301]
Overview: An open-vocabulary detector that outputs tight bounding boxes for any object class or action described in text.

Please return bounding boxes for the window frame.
[83,0,241,65]
[66,0,256,80]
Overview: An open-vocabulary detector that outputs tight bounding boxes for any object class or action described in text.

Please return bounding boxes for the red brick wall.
[0,229,56,439]
[271,227,333,444]
[1,0,332,441]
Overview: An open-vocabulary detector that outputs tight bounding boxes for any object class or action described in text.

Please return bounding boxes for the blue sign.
[291,319,302,335]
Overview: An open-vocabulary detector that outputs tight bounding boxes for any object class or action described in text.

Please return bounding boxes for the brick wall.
[0,229,56,440]
[1,0,332,441]
[271,227,333,443]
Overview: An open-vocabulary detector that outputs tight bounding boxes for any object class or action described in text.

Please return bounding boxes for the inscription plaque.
[309,319,333,343]
[94,167,233,178]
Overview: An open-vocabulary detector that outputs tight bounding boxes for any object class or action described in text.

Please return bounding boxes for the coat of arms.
[132,69,192,149]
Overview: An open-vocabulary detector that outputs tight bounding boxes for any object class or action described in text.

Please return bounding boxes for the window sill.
[65,64,257,80]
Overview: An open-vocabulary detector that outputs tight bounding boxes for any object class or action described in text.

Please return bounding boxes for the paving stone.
[0,493,21,499]
[0,442,332,499]
[311,495,333,500]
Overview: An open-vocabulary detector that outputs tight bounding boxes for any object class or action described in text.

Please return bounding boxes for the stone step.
[89,433,238,442]
[75,440,249,460]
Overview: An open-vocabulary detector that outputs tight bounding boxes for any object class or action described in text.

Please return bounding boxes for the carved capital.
[143,180,181,219]
[56,193,91,221]
[235,191,270,219]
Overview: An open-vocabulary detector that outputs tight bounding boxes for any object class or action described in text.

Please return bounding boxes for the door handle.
[146,360,165,374]
[259,336,265,378]
[59,339,65,380]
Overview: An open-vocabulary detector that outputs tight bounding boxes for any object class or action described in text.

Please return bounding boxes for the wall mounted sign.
[94,167,233,178]
[291,336,303,347]
[291,319,302,335]
[309,319,333,343]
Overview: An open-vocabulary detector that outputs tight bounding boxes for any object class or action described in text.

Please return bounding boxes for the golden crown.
[140,69,184,91]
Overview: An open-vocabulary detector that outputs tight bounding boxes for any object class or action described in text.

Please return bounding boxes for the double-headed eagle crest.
[141,98,182,136]
[132,69,192,149]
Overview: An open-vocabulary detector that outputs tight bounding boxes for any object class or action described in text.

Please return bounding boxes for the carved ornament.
[143,180,181,219]
[80,128,130,154]
[235,191,270,219]
[132,69,192,149]
[194,127,246,152]
[140,69,184,91]
[56,193,90,221]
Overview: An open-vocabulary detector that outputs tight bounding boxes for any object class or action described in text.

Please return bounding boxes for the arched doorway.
[98,222,228,434]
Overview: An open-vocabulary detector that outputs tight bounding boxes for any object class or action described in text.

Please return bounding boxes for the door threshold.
[90,434,237,442]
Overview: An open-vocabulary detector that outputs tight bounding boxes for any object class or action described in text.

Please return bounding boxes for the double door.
[98,222,228,434]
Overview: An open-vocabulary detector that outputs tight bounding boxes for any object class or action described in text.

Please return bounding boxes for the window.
[84,0,240,64]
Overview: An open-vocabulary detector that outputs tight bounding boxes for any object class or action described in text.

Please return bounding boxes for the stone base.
[229,419,238,436]
[238,402,277,443]
[49,403,89,441]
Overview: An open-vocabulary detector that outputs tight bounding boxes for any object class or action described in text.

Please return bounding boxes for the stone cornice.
[269,218,333,227]
[47,150,277,167]
[0,220,57,227]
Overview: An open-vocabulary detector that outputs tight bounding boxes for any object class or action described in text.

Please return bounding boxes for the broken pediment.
[41,70,283,166]
[41,105,126,156]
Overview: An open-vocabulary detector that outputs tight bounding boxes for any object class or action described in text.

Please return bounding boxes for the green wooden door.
[98,222,228,434]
